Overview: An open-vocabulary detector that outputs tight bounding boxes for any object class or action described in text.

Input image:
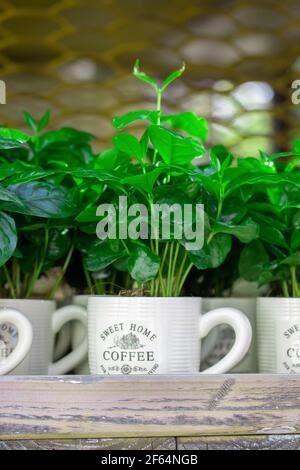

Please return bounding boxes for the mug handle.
[199,307,252,374]
[0,309,33,375]
[48,305,87,375]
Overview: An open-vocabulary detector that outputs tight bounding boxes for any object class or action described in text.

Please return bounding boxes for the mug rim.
[0,298,55,304]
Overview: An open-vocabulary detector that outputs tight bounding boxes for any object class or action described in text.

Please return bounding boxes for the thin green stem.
[291,266,299,297]
[166,242,174,296]
[48,245,74,300]
[176,262,193,296]
[174,251,188,296]
[169,242,180,296]
[83,262,94,295]
[3,264,16,299]
[26,227,49,299]
[281,280,289,298]
[153,89,162,165]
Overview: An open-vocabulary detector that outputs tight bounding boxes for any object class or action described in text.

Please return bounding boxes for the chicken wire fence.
[0,0,299,155]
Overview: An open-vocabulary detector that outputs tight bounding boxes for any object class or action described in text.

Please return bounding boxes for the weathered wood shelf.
[0,374,300,450]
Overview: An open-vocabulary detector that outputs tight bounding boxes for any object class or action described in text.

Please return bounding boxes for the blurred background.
[0,0,299,155]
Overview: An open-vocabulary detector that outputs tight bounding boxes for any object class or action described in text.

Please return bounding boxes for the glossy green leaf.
[112,110,159,130]
[38,128,93,150]
[6,182,77,218]
[128,244,160,282]
[23,112,38,133]
[38,110,50,133]
[112,134,144,162]
[0,211,17,267]
[148,125,205,165]
[259,224,288,249]
[0,128,30,144]
[84,239,126,272]
[161,63,185,91]
[239,240,269,282]
[188,233,232,269]
[122,168,164,195]
[133,59,158,91]
[214,218,259,243]
[162,112,208,141]
[291,230,300,251]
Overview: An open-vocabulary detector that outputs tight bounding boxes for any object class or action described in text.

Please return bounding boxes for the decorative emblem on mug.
[97,322,159,375]
[278,320,300,373]
[0,322,18,363]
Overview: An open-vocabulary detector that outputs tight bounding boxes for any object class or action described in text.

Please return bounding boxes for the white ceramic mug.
[257,297,300,373]
[201,298,257,373]
[71,295,89,374]
[88,296,252,375]
[0,309,33,375]
[0,299,87,375]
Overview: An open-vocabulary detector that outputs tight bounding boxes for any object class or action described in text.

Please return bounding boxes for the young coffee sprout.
[133,59,185,125]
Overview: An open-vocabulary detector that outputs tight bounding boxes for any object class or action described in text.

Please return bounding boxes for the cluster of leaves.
[1,60,300,299]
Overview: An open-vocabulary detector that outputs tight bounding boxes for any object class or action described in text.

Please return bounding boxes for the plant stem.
[281,280,289,298]
[153,89,162,165]
[83,262,94,295]
[3,264,16,298]
[156,242,169,297]
[168,242,180,296]
[291,266,299,297]
[176,262,193,296]
[174,251,188,296]
[48,245,74,300]
[166,242,175,296]
[26,227,49,299]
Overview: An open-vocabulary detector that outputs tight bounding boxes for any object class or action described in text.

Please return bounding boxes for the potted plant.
[237,147,300,373]
[81,61,253,375]
[0,114,91,374]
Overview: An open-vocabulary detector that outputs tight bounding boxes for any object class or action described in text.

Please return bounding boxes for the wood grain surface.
[178,435,300,450]
[0,374,299,440]
[0,437,176,450]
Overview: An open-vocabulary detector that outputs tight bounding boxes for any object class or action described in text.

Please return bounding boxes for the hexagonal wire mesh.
[0,0,299,155]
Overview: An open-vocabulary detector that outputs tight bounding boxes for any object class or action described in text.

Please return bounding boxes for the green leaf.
[23,112,38,133]
[0,128,30,149]
[6,182,77,218]
[291,230,300,251]
[0,211,17,267]
[38,110,50,133]
[122,168,164,195]
[38,128,93,150]
[0,138,27,149]
[213,218,259,243]
[210,145,232,173]
[112,134,144,162]
[84,239,126,272]
[259,224,288,249]
[148,125,205,165]
[128,244,160,282]
[293,210,300,229]
[133,59,158,91]
[0,186,25,208]
[112,110,159,130]
[161,63,185,91]
[0,128,30,143]
[188,233,231,269]
[76,206,99,223]
[239,240,269,282]
[281,252,300,266]
[162,112,208,141]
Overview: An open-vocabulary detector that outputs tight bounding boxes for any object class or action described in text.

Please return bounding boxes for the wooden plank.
[178,434,300,450]
[0,437,176,450]
[0,374,299,439]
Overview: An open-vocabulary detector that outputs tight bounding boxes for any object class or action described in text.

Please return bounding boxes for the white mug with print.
[88,296,252,375]
[0,308,33,375]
